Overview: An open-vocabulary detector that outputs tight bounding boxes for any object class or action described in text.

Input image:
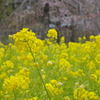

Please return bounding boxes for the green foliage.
[0,28,100,100]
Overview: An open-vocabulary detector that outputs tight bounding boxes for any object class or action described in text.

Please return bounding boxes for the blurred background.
[0,0,100,43]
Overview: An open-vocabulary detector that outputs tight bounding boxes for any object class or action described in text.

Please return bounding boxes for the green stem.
[26,41,35,61]
[13,89,17,100]
[36,67,51,100]
[26,41,51,100]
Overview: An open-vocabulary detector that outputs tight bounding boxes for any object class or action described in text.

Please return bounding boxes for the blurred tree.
[0,0,14,22]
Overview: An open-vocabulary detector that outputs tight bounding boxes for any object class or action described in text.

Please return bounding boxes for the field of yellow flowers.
[0,28,100,100]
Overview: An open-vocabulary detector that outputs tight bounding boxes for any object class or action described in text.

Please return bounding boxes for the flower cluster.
[3,68,30,93]
[45,79,63,96]
[10,28,44,52]
[0,28,99,99]
[47,29,58,39]
[74,86,99,100]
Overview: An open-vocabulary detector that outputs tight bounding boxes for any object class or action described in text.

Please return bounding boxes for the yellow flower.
[45,81,63,96]
[59,59,70,68]
[33,97,38,100]
[89,35,95,40]
[70,56,79,63]
[50,80,58,86]
[87,61,95,70]
[95,70,100,76]
[91,74,97,81]
[83,36,86,40]
[0,48,4,58]
[64,96,70,100]
[78,37,82,41]
[88,92,98,99]
[3,68,30,93]
[61,53,68,59]
[4,60,14,69]
[74,87,88,100]
[77,69,85,77]
[0,72,7,79]
[60,36,65,43]
[11,28,38,51]
[95,54,100,63]
[47,29,58,39]
[42,74,46,79]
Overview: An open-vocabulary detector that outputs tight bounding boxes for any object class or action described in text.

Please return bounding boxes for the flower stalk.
[26,41,51,100]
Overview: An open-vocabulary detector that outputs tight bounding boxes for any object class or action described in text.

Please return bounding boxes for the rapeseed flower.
[0,29,100,99]
[0,48,4,58]
[59,59,70,68]
[46,80,63,96]
[64,96,70,100]
[95,54,100,63]
[83,36,86,40]
[87,61,95,70]
[60,36,65,43]
[3,68,30,93]
[3,60,14,69]
[47,29,58,39]
[78,37,82,41]
[90,35,95,40]
[74,86,89,100]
